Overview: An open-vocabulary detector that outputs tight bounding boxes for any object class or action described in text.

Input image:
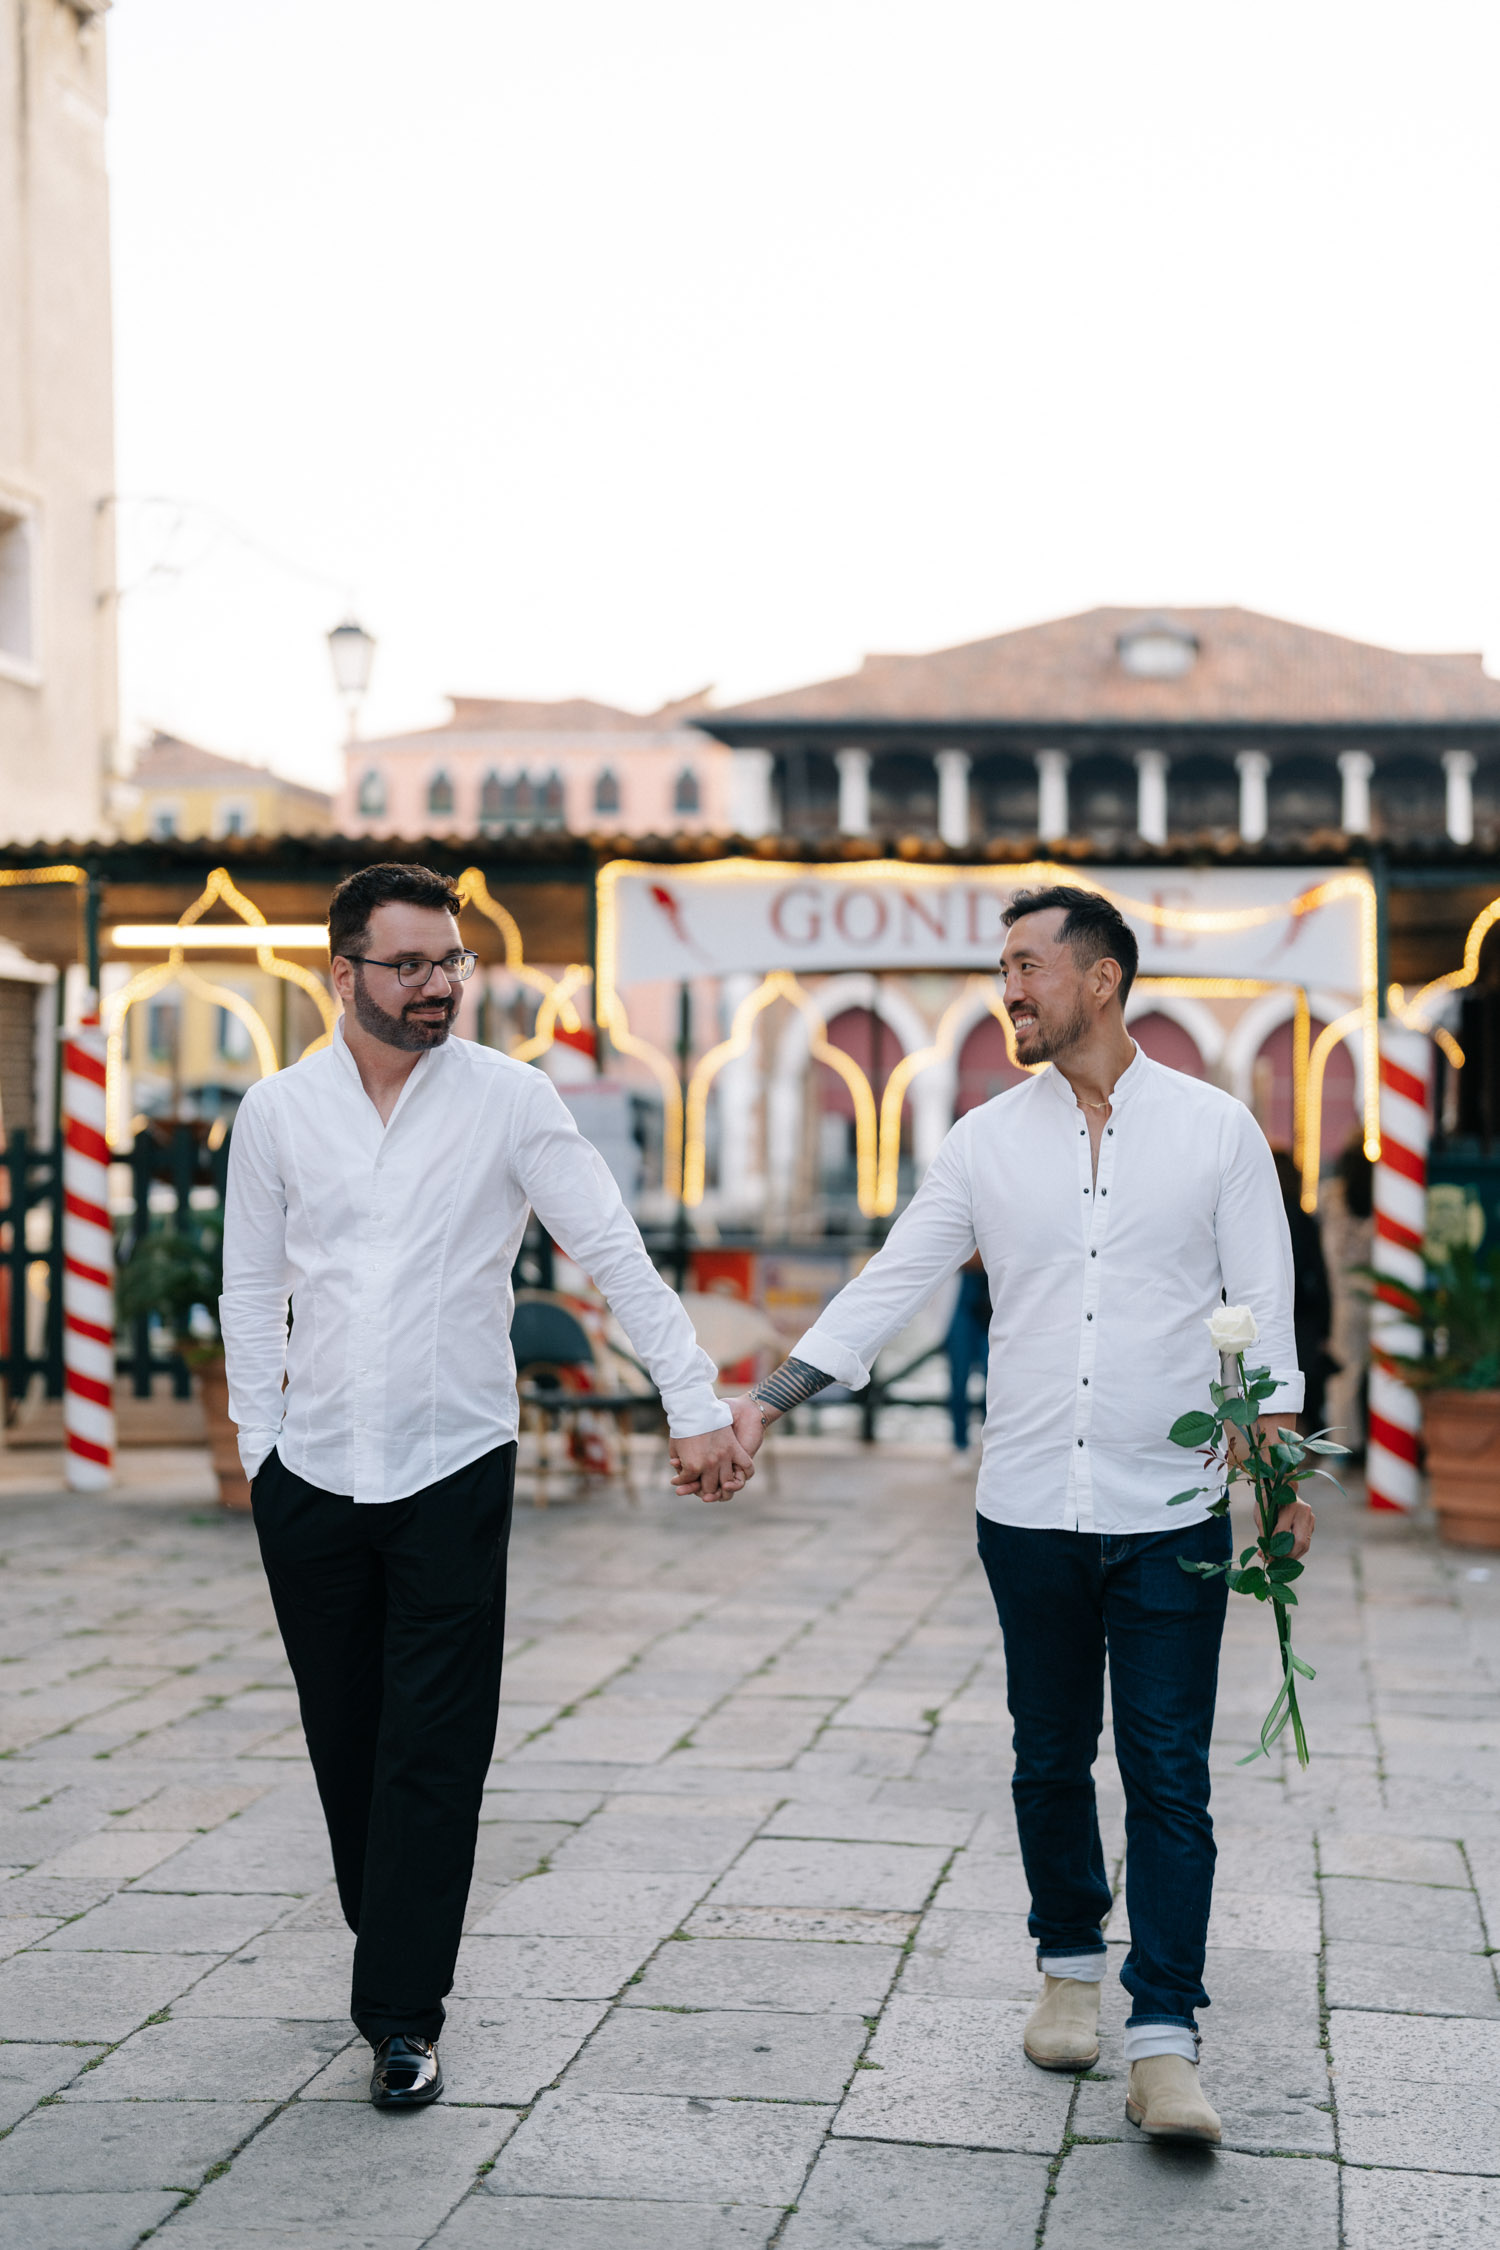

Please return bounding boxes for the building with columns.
[702,606,1500,854]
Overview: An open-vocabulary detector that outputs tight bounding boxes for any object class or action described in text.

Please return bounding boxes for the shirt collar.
[1041,1039,1149,1114]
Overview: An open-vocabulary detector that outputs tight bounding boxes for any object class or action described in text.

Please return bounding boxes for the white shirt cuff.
[236,1430,280,1480]
[1257,1371,1305,1414]
[663,1391,733,1440]
[791,1325,870,1391]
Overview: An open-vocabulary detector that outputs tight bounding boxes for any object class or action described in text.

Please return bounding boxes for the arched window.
[539,770,566,824]
[594,768,621,818]
[357,769,386,818]
[1128,1012,1205,1079]
[956,1015,1028,1115]
[1253,1016,1357,1156]
[480,770,505,825]
[817,1008,909,1197]
[427,770,455,820]
[673,767,701,818]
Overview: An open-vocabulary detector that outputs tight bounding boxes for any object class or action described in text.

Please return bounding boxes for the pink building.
[336,690,732,840]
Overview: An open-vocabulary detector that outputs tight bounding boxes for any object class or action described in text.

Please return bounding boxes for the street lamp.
[327,618,377,738]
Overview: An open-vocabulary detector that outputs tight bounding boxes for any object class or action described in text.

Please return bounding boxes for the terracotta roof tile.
[130,731,331,804]
[709,608,1500,727]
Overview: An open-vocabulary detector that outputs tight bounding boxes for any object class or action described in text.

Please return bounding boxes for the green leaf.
[1239,1545,1259,1567]
[1166,1487,1207,1507]
[1268,1530,1296,1556]
[1248,1376,1277,1400]
[1177,1557,1222,1576]
[1220,1397,1255,1429]
[1169,1411,1219,1448]
[1237,1566,1269,1597]
[1269,1582,1299,1606]
[1268,1558,1304,1582]
[1303,1438,1348,1455]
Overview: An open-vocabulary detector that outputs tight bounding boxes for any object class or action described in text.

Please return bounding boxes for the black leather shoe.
[369,2035,443,2109]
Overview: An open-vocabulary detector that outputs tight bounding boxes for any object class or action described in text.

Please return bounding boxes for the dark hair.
[328,863,463,962]
[1337,1128,1373,1220]
[1002,884,1139,1005]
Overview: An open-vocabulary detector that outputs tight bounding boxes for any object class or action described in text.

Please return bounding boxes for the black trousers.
[251,1441,517,2044]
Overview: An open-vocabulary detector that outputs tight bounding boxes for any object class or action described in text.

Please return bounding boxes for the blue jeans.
[976,1511,1232,2038]
[946,1291,990,1449]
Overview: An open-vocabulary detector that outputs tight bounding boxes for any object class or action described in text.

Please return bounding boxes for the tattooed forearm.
[751,1357,836,1420]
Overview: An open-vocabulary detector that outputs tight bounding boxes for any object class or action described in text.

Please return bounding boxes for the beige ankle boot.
[1125,2054,1222,2143]
[1023,1975,1101,2070]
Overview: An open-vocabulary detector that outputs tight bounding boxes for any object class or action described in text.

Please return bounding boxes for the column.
[728,747,775,836]
[836,747,872,835]
[1443,750,1476,845]
[1035,750,1070,843]
[1134,749,1169,845]
[1236,750,1270,844]
[714,972,763,1217]
[934,749,971,847]
[1338,750,1373,835]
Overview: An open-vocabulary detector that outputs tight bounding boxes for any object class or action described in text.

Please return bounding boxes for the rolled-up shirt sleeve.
[793,1121,979,1389]
[219,1088,294,1479]
[1215,1103,1304,1414]
[514,1075,730,1438]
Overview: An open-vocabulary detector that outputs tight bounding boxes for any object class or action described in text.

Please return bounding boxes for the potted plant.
[1373,1185,1500,1549]
[115,1211,250,1514]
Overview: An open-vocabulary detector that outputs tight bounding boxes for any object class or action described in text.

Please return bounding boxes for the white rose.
[1206,1304,1259,1353]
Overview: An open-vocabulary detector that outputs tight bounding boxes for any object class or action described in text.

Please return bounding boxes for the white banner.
[602,860,1370,996]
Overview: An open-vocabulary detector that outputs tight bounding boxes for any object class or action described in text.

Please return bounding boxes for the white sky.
[108,0,1500,794]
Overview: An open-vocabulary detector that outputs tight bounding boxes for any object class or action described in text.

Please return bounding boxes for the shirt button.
[1090,1250,1097,1258]
[1077,1438,1084,1448]
[1086,1312,1093,1321]
[1101,1189,1108,1197]
[1082,1377,1089,1386]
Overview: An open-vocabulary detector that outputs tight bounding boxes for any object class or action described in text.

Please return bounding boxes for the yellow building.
[121,731,333,842]
[0,0,119,843]
[112,735,334,1122]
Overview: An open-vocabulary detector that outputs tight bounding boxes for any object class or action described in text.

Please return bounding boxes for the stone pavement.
[2,1437,1499,2249]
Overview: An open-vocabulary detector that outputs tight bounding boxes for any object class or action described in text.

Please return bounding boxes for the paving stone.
[62,2016,351,2101]
[897,1908,1039,2001]
[1343,2166,1500,2246]
[455,1932,654,1998]
[515,1700,706,1766]
[172,1933,352,2019]
[548,1813,761,1874]
[478,1788,603,1822]
[683,1903,917,1946]
[1320,1831,1471,1886]
[300,1997,605,2104]
[760,1801,979,1847]
[430,2198,779,2249]
[1044,2140,1339,2248]
[675,1697,836,1766]
[469,1871,709,1938]
[168,2099,514,2234]
[0,1948,201,2040]
[133,1823,334,1894]
[110,1782,270,1830]
[624,1936,902,2016]
[707,1839,947,1913]
[832,1994,1074,2153]
[1321,1876,1487,1951]
[471,1820,573,1885]
[1325,1940,1500,2017]
[0,2039,105,2130]
[781,2139,1051,2249]
[31,1828,196,1879]
[0,2191,183,2250]
[0,2097,271,2189]
[569,2005,866,2100]
[486,2088,832,2205]
[0,1915,59,1959]
[1071,1946,1333,2154]
[39,1889,293,1955]
[930,1853,1032,1914]
[1331,2010,1500,2170]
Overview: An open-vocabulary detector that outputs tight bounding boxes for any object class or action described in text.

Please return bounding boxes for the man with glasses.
[221,862,753,2109]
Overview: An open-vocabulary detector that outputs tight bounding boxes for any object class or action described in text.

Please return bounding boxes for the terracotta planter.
[1423,1388,1500,1549]
[195,1357,252,1515]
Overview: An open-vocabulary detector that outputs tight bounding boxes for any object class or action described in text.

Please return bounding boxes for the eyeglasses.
[348,950,478,988]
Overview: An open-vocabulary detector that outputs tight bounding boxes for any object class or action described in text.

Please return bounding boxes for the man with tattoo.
[671,885,1311,2147]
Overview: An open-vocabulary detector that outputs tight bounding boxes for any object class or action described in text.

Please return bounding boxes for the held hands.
[669,1408,761,1503]
[670,1397,766,1503]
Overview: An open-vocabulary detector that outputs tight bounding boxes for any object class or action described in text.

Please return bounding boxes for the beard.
[350,971,458,1051]
[1012,994,1091,1065]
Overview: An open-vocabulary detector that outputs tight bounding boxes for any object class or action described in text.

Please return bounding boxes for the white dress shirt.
[220,1023,729,1503]
[794,1048,1302,1534]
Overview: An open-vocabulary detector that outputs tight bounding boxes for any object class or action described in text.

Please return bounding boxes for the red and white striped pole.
[1367,1024,1432,1514]
[61,1023,114,1490]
